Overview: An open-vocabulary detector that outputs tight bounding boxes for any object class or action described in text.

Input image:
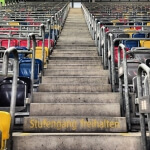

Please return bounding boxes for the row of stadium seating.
[0,2,69,149]
[82,2,150,149]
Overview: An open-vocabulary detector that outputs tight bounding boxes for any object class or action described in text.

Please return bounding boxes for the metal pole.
[137,64,150,150]
[41,24,45,76]
[29,33,36,103]
[2,47,18,150]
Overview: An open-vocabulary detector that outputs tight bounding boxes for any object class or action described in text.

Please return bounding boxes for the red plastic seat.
[0,39,18,48]
[114,46,129,64]
[37,39,54,48]
[19,40,32,48]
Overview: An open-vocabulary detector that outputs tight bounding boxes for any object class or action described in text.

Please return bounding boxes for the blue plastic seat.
[132,33,145,38]
[19,58,42,81]
[122,40,139,50]
[9,46,28,60]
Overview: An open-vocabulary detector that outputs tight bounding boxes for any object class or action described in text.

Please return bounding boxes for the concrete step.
[66,21,86,23]
[58,38,92,43]
[23,116,126,133]
[64,26,88,28]
[55,46,97,49]
[13,132,143,150]
[56,43,95,46]
[64,23,87,25]
[61,33,91,36]
[38,84,111,92]
[53,50,97,53]
[62,28,89,31]
[50,56,100,60]
[46,65,102,69]
[29,103,120,117]
[32,92,120,103]
[44,69,108,76]
[48,60,101,65]
[57,42,94,45]
[52,53,98,57]
[42,76,107,84]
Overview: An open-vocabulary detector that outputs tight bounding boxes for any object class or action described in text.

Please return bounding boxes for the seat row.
[82,2,150,149]
[0,2,70,150]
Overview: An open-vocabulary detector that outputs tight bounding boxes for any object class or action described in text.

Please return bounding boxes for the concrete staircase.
[13,8,142,150]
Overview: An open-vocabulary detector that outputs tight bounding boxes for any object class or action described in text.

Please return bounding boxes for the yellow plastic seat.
[8,22,19,26]
[147,22,150,26]
[0,124,3,149]
[51,25,61,31]
[124,28,136,38]
[29,47,49,67]
[0,111,11,150]
[123,13,129,19]
[111,19,119,25]
[140,40,150,48]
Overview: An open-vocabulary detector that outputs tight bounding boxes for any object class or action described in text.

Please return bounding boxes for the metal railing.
[137,63,150,150]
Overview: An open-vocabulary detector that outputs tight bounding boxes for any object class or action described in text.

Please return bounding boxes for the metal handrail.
[137,63,150,150]
[117,44,150,131]
[2,47,18,149]
[109,37,150,92]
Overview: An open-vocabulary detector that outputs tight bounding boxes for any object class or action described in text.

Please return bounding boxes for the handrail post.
[2,47,18,150]
[137,64,150,150]
[47,19,51,54]
[40,24,45,76]
[51,16,55,43]
[118,43,131,130]
[97,22,100,55]
[28,33,36,103]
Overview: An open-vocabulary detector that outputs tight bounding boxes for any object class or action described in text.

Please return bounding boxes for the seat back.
[127,61,140,84]
[8,22,19,26]
[140,40,150,48]
[0,79,26,107]
[29,47,48,65]
[37,39,54,48]
[114,34,130,47]
[122,40,139,50]
[19,58,40,80]
[0,111,11,149]
[9,46,28,60]
[0,39,18,48]
[132,33,145,38]
[114,46,129,64]
[19,40,32,48]
[124,28,136,37]
[0,123,3,149]
[3,76,31,95]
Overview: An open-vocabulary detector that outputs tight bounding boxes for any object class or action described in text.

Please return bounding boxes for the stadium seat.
[37,39,55,48]
[140,40,150,48]
[0,79,26,107]
[8,22,19,26]
[0,39,18,48]
[0,111,11,150]
[9,46,28,60]
[19,40,32,48]
[19,58,42,82]
[29,47,49,66]
[122,40,139,50]
[132,33,145,38]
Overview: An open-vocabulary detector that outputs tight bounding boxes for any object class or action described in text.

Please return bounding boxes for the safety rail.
[137,63,150,150]
[82,2,150,149]
[102,29,150,69]
[1,47,18,149]
[108,36,150,92]
[0,33,36,108]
